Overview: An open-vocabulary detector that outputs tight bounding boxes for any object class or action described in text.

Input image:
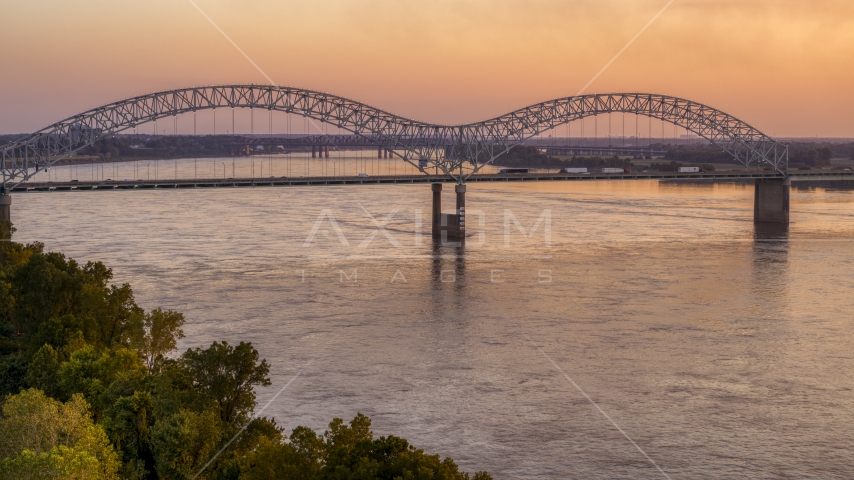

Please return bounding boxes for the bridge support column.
[431,183,465,243]
[311,146,316,158]
[0,195,10,240]
[455,184,466,240]
[754,178,790,224]
[432,184,442,238]
[378,146,383,159]
[325,146,329,158]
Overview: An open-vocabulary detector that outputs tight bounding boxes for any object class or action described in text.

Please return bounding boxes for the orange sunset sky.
[1,0,853,137]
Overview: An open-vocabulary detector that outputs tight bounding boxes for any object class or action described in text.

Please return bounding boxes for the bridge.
[14,171,804,192]
[0,84,829,240]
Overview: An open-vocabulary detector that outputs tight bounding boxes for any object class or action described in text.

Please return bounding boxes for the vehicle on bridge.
[499,168,530,174]
[561,168,589,174]
[602,168,630,174]
[678,167,702,173]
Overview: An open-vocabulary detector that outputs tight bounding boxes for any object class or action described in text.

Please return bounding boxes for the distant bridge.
[14,171,854,193]
[1,85,788,192]
[0,84,807,232]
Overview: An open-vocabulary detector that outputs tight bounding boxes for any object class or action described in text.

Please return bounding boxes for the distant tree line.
[0,225,492,480]
[664,147,733,165]
[4,134,853,169]
[647,161,716,172]
[787,145,833,168]
[1,135,240,163]
[663,142,854,168]
[0,135,20,146]
[488,146,720,171]
[488,146,634,170]
[78,136,235,161]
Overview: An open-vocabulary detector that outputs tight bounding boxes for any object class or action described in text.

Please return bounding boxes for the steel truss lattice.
[1,86,788,191]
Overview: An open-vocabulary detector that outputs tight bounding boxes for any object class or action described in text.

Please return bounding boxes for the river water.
[13,155,854,478]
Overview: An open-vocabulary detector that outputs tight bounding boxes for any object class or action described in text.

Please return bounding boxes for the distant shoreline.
[45,153,275,167]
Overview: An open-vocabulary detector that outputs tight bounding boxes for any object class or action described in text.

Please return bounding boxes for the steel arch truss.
[1,87,787,191]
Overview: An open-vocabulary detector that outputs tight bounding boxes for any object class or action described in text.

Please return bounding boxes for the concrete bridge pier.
[455,184,466,240]
[311,146,316,158]
[432,183,442,237]
[754,178,790,224]
[0,195,10,239]
[431,183,466,242]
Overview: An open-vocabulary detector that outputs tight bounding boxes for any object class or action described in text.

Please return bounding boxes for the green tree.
[102,390,155,480]
[149,409,223,480]
[24,345,61,398]
[0,389,120,479]
[210,417,285,480]
[288,425,326,475]
[133,308,185,373]
[79,281,144,350]
[321,414,492,480]
[0,238,27,389]
[56,345,147,414]
[10,252,92,337]
[239,414,492,480]
[239,432,321,480]
[0,241,42,268]
[9,251,143,348]
[28,314,87,356]
[182,341,271,425]
[0,446,103,480]
[0,355,27,397]
[0,221,14,243]
[238,436,293,480]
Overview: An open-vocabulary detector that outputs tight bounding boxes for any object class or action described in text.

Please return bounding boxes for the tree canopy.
[241,414,491,480]
[0,388,121,480]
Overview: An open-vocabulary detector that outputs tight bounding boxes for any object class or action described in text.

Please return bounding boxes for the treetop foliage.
[241,414,492,480]
[0,388,121,479]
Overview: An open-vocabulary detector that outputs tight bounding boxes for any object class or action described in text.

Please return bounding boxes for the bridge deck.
[12,171,854,193]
